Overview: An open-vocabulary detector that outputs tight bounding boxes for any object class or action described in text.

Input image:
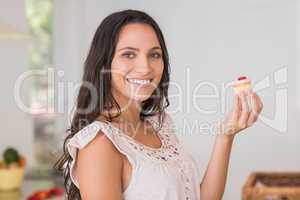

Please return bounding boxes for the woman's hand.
[217,90,263,140]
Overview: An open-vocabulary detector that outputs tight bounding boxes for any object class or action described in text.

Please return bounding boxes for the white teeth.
[127,78,151,85]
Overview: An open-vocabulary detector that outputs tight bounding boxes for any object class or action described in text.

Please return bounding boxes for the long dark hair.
[54,9,170,199]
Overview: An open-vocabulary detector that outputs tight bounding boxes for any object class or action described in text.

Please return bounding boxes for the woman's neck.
[108,89,144,125]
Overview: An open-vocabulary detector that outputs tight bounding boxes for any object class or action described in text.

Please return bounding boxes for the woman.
[55,9,263,200]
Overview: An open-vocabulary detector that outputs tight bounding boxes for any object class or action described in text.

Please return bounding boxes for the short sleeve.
[66,121,137,188]
[66,122,102,188]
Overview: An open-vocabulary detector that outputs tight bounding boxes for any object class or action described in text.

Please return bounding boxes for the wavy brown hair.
[54,9,170,199]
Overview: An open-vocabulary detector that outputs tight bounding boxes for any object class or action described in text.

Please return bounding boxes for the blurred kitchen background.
[0,0,299,199]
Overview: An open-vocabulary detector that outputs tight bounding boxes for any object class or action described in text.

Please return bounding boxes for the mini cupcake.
[230,76,252,93]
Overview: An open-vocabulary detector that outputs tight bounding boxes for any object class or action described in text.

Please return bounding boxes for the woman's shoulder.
[76,127,123,170]
[68,117,124,165]
[67,119,124,189]
[77,125,120,156]
[75,125,123,198]
[69,117,123,157]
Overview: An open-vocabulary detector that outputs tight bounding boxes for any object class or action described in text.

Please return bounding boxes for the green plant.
[3,147,20,165]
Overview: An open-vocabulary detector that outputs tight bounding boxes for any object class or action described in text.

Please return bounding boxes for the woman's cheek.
[155,62,164,80]
[116,60,134,73]
[112,59,132,76]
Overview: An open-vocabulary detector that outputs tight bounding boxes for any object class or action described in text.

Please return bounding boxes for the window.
[26,0,58,171]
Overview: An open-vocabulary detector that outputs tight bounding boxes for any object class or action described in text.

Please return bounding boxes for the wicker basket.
[242,172,300,200]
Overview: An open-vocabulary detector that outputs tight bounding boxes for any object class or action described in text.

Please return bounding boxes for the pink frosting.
[229,77,251,87]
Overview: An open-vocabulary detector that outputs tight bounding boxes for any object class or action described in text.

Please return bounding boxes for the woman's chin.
[127,88,154,102]
[131,95,151,103]
[123,92,151,104]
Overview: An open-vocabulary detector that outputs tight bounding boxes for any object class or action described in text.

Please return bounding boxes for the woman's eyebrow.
[118,47,139,51]
[117,46,161,51]
[150,46,162,50]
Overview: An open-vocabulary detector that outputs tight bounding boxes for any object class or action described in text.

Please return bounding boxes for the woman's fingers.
[231,93,241,122]
[224,93,242,135]
[254,92,263,112]
[222,90,263,136]
[247,92,263,126]
[238,91,250,129]
[247,92,259,126]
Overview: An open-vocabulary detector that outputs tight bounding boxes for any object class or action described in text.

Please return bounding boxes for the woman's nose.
[134,55,151,73]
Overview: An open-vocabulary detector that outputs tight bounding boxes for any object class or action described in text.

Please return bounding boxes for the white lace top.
[67,111,203,200]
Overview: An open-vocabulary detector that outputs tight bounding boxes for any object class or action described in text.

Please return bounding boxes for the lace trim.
[149,115,194,199]
[178,159,194,200]
[96,114,181,162]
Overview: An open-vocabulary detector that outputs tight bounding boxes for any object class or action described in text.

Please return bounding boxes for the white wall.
[0,1,34,166]
[53,0,299,199]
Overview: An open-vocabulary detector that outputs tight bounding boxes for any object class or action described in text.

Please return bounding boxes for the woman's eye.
[122,52,136,59]
[150,52,162,59]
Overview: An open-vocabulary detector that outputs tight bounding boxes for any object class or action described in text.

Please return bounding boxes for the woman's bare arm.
[200,91,263,200]
[200,135,234,200]
[77,131,123,200]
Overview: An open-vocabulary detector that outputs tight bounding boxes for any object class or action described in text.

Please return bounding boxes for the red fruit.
[19,156,26,168]
[237,76,247,81]
[35,190,49,199]
[49,187,64,196]
[27,195,42,200]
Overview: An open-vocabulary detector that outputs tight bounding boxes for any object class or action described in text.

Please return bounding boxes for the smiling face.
[111,23,164,106]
